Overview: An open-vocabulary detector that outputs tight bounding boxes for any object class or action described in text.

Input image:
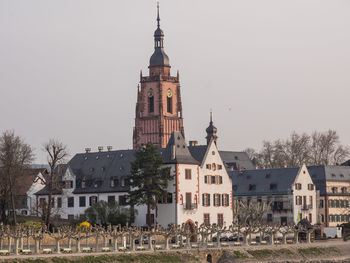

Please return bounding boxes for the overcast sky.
[1,0,350,163]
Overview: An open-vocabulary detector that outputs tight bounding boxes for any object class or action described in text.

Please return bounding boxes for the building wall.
[292,165,317,224]
[324,181,350,227]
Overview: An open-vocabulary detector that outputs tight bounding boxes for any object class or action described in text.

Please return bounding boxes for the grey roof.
[149,48,170,67]
[230,167,300,196]
[307,165,350,195]
[35,164,68,195]
[188,145,254,170]
[36,132,198,196]
[161,132,200,165]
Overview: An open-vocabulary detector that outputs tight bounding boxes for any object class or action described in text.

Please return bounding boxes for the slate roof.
[35,164,67,195]
[230,167,300,196]
[188,145,254,170]
[307,165,350,195]
[14,168,48,196]
[35,132,199,195]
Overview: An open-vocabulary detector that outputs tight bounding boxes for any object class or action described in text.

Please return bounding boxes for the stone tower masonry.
[133,4,184,149]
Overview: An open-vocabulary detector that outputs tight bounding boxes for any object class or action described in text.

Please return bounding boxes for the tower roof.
[149,3,170,67]
[206,112,218,140]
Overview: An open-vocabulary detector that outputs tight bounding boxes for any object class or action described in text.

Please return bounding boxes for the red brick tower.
[133,4,184,149]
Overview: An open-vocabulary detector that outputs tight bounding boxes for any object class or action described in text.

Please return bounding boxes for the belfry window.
[167,97,172,113]
[149,96,154,113]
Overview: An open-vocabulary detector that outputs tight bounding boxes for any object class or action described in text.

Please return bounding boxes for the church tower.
[133,4,184,149]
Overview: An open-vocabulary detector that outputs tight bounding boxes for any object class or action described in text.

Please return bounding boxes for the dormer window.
[81,178,86,189]
[249,184,256,191]
[342,187,347,193]
[332,187,338,194]
[270,184,277,190]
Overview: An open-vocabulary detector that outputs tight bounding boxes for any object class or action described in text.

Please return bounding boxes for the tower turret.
[206,112,218,145]
[149,3,170,76]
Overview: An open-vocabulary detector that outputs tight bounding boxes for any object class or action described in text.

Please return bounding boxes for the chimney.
[189,140,198,146]
[283,160,288,168]
[98,146,103,152]
[107,146,113,151]
[85,148,91,153]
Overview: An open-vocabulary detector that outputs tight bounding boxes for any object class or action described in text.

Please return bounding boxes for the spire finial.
[157,2,160,28]
[210,110,213,124]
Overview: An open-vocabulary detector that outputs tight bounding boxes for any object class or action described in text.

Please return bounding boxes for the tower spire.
[157,2,160,28]
[206,110,218,145]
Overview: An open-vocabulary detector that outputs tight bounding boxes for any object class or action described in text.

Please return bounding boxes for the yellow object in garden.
[77,221,91,229]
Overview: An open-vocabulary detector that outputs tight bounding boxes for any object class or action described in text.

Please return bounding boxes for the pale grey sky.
[1,0,350,163]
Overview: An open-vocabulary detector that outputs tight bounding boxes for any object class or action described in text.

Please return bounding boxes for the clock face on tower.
[148,89,153,97]
[167,89,173,98]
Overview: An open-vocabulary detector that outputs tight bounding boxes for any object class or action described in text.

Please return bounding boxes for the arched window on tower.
[149,96,154,113]
[167,96,172,113]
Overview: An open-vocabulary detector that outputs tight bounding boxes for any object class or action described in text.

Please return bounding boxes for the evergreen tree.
[128,143,172,227]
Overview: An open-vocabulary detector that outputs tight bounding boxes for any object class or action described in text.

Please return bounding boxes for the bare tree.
[42,139,68,227]
[247,130,349,168]
[0,130,34,224]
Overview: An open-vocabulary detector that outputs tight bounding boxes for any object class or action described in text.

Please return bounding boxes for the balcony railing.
[301,204,312,210]
[183,203,198,210]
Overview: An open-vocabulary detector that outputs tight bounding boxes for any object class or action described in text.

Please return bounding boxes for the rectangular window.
[185,193,192,209]
[218,165,223,170]
[202,193,210,206]
[167,97,172,113]
[295,183,302,190]
[309,196,313,208]
[206,164,211,169]
[204,175,208,184]
[119,195,127,206]
[308,184,314,190]
[65,181,73,189]
[89,196,98,206]
[204,213,210,226]
[217,214,224,227]
[108,195,115,204]
[309,213,312,223]
[185,169,191,180]
[167,193,173,203]
[320,200,324,208]
[219,176,223,184]
[79,196,86,207]
[68,197,74,208]
[267,214,273,222]
[222,194,229,207]
[149,96,154,113]
[57,197,62,208]
[211,176,216,184]
[214,194,221,207]
[146,213,155,225]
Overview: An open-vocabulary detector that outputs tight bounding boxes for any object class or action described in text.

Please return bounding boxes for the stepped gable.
[230,167,301,196]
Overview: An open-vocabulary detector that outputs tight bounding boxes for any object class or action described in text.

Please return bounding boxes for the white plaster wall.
[26,172,46,214]
[293,165,317,224]
[156,165,176,227]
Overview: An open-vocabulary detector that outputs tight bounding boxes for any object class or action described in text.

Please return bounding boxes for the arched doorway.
[206,254,213,263]
[185,219,196,242]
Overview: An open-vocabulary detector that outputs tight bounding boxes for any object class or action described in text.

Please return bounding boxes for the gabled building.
[230,164,317,225]
[13,168,48,215]
[35,129,237,227]
[308,165,350,227]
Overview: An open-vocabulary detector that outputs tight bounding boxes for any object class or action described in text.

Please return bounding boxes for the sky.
[0,0,350,164]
